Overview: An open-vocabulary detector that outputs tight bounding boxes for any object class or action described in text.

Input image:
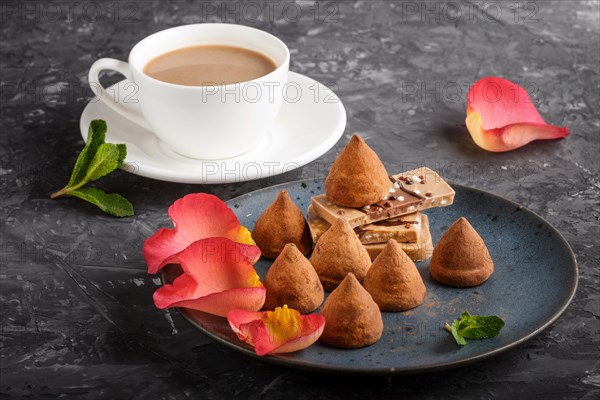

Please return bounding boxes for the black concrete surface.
[1,1,598,399]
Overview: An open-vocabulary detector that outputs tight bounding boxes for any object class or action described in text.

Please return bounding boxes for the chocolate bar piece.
[307,206,433,262]
[311,167,455,228]
[364,214,433,261]
[307,206,420,244]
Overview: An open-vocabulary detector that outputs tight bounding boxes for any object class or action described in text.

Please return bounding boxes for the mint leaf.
[70,188,134,217]
[458,315,505,340]
[85,143,127,181]
[67,119,106,187]
[116,142,127,166]
[449,321,467,346]
[51,120,133,218]
[456,311,473,332]
[445,312,505,346]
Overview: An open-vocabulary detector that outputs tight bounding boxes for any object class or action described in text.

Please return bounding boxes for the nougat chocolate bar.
[307,206,433,262]
[307,206,421,244]
[363,215,433,261]
[311,167,455,228]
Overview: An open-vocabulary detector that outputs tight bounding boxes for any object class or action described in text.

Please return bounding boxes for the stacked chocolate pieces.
[307,135,455,261]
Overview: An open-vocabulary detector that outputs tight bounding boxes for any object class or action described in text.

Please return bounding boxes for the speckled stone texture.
[1,1,598,399]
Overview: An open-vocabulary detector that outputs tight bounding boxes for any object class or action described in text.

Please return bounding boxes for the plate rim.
[172,179,578,375]
[79,71,346,184]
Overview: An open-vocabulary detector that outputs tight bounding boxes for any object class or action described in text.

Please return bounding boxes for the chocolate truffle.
[429,217,494,287]
[363,239,426,311]
[320,273,383,348]
[263,243,324,314]
[309,217,372,291]
[325,134,390,208]
[252,190,313,259]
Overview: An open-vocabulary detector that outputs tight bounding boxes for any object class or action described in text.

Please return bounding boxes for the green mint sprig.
[50,119,134,217]
[444,311,505,346]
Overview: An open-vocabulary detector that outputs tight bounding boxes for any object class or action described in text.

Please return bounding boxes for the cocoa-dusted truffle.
[263,243,324,314]
[429,217,494,287]
[325,134,390,208]
[363,239,426,311]
[309,217,372,291]
[252,190,313,259]
[320,273,383,348]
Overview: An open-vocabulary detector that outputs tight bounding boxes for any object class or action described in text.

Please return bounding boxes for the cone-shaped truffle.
[320,273,383,348]
[309,217,372,291]
[430,217,494,287]
[252,190,313,259]
[364,239,426,311]
[325,134,391,207]
[263,243,324,314]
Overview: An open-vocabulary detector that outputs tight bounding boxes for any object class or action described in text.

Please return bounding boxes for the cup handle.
[88,58,151,130]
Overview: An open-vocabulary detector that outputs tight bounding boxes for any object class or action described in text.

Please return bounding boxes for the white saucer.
[80,71,346,184]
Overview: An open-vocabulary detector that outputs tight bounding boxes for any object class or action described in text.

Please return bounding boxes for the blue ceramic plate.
[165,180,578,375]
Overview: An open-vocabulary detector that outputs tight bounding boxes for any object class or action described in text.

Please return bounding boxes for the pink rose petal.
[143,193,259,274]
[153,237,265,317]
[466,77,568,152]
[227,306,325,356]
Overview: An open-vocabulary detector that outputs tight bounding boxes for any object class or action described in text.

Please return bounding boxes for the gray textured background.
[1,1,598,398]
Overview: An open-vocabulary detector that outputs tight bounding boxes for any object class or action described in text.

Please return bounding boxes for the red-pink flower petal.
[153,237,265,317]
[466,77,568,152]
[143,193,259,274]
[156,287,266,318]
[227,306,326,356]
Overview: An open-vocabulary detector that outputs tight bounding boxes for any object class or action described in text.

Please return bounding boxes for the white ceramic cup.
[88,23,290,159]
